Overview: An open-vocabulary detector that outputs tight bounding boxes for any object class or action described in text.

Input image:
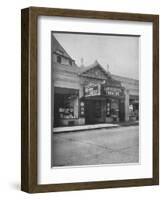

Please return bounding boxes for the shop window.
[129,99,139,121]
[55,93,78,120]
[58,107,74,119]
[57,55,62,63]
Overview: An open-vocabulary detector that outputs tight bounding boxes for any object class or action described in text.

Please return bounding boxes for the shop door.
[119,100,125,122]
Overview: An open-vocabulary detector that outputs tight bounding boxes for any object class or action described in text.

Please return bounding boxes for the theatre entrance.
[85,99,105,124]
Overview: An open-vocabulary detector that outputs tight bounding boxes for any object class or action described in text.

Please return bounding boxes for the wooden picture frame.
[21,7,159,193]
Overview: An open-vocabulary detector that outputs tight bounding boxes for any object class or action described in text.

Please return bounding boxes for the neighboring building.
[112,75,139,122]
[52,35,139,127]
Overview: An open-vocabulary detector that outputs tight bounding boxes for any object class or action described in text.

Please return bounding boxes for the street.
[52,125,139,167]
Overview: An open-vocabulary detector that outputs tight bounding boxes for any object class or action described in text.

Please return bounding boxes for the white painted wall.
[0,0,162,199]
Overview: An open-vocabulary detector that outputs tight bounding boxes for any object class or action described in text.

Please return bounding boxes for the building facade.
[52,36,139,127]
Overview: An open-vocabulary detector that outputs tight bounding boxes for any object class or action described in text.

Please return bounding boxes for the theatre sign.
[104,86,124,97]
[84,84,101,97]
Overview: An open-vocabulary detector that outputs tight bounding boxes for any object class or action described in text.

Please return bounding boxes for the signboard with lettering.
[84,84,101,97]
[104,86,124,97]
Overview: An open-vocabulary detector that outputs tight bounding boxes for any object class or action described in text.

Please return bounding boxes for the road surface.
[52,126,139,167]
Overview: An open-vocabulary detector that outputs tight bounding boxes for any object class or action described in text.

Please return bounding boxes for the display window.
[129,97,139,121]
[57,94,77,119]
[53,87,79,127]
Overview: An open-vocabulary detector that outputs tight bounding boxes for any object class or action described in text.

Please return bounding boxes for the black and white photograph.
[51,32,139,167]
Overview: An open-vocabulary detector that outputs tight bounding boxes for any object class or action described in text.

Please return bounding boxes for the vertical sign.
[80,101,85,117]
[106,100,111,116]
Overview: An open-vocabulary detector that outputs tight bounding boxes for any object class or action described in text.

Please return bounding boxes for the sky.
[53,32,139,80]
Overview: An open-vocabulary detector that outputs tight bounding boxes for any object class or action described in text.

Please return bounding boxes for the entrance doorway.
[119,100,125,122]
[85,99,105,124]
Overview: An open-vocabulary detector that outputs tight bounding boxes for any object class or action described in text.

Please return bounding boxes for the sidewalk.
[118,121,139,127]
[53,123,119,133]
[53,121,139,133]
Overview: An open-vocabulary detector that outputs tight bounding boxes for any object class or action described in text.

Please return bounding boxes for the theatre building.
[52,36,139,127]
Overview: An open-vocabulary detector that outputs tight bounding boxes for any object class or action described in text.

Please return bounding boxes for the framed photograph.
[21,7,159,193]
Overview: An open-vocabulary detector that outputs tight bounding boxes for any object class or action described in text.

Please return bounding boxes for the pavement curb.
[54,125,119,134]
[53,122,139,134]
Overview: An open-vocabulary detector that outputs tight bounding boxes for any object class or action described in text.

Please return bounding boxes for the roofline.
[52,34,75,61]
[53,51,75,62]
[112,74,139,82]
[79,60,111,78]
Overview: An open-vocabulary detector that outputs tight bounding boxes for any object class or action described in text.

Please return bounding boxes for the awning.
[54,87,79,95]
